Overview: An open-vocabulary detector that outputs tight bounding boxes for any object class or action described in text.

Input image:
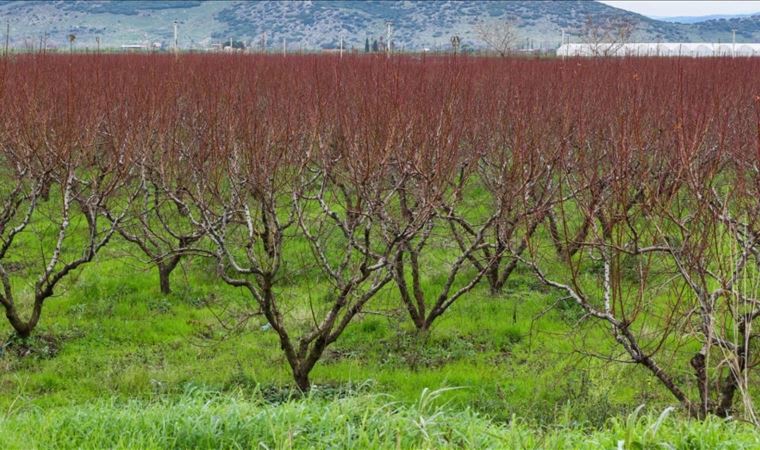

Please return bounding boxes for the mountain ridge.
[654,12,760,24]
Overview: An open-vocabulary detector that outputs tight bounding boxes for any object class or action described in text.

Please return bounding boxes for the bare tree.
[520,69,760,419]
[469,90,560,295]
[475,19,519,57]
[387,166,502,331]
[450,35,461,55]
[381,87,500,331]
[167,66,411,391]
[0,123,134,338]
[110,159,206,295]
[581,15,635,56]
[521,139,699,414]
[656,133,760,421]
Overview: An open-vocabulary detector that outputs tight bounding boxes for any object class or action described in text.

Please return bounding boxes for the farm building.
[557,43,760,57]
[120,42,163,51]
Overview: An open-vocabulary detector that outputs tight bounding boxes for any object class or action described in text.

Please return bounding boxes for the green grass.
[1,189,758,446]
[1,386,757,449]
[0,245,653,420]
[0,219,674,421]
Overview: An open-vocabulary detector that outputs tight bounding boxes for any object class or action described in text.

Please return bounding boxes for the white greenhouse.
[557,43,760,57]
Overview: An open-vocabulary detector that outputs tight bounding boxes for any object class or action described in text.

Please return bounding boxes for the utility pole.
[4,20,9,57]
[732,28,736,57]
[173,20,178,54]
[262,32,267,52]
[339,33,344,58]
[96,36,100,53]
[282,37,286,56]
[386,21,392,57]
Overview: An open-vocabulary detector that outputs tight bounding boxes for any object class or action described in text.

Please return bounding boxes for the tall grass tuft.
[0,387,758,449]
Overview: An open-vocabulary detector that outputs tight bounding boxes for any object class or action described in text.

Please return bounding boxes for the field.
[1,53,759,448]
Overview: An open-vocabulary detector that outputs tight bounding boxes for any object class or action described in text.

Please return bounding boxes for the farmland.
[1,53,760,448]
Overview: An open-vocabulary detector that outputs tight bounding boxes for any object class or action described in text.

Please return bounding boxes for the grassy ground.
[0,221,757,446]
[1,387,758,449]
[1,235,646,416]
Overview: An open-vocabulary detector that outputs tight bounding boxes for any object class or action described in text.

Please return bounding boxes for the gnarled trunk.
[3,298,44,339]
[157,256,181,295]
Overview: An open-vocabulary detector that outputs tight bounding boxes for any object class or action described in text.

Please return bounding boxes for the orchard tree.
[168,58,410,391]
[0,56,135,337]
[522,60,760,418]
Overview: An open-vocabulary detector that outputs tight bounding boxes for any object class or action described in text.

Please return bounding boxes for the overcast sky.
[599,1,760,17]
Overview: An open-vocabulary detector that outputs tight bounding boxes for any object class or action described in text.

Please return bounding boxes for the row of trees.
[1,54,759,420]
[476,15,637,56]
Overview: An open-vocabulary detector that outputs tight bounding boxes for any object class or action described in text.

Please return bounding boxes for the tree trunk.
[408,314,427,332]
[4,301,42,339]
[487,265,501,296]
[690,352,711,418]
[157,256,181,295]
[158,266,172,295]
[716,373,738,418]
[8,316,32,339]
[294,370,311,392]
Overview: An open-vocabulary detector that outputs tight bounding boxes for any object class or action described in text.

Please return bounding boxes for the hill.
[655,12,760,24]
[0,1,758,51]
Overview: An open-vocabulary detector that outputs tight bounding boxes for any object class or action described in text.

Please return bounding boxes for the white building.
[120,43,149,51]
[557,43,760,57]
